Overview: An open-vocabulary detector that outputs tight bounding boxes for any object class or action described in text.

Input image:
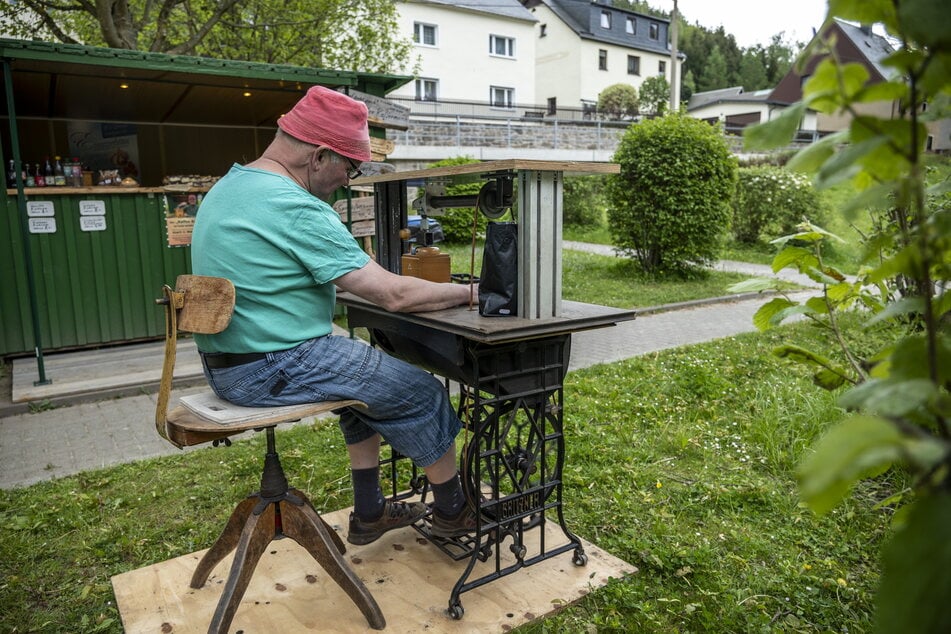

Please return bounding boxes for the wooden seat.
[155,274,385,632]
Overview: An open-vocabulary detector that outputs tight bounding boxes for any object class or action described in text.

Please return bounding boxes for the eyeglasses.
[344,156,363,180]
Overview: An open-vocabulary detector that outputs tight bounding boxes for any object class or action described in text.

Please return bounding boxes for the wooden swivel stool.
[155,274,385,632]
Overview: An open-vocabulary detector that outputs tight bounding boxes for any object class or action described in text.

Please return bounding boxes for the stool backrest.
[155,275,235,447]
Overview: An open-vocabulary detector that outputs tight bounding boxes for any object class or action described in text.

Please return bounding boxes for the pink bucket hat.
[277,86,372,163]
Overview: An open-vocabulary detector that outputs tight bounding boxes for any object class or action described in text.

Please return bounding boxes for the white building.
[392,0,538,109]
[523,0,682,114]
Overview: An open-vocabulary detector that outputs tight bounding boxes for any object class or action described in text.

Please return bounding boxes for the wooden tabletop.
[337,292,636,344]
[351,159,619,186]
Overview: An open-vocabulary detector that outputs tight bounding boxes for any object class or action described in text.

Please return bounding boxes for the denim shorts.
[201,336,461,467]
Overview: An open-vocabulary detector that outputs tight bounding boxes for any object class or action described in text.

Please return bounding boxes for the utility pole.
[669,0,680,112]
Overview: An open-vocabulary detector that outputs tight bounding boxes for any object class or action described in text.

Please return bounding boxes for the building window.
[547,97,557,115]
[598,49,608,71]
[490,35,515,58]
[414,22,437,46]
[490,86,515,108]
[540,23,547,37]
[415,78,438,101]
[600,10,612,29]
[649,23,659,40]
[627,55,640,75]
[658,60,666,75]
[626,17,636,34]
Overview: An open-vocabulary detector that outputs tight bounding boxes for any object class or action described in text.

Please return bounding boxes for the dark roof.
[833,19,895,80]
[687,86,775,111]
[0,38,411,127]
[540,0,671,55]
[413,0,536,22]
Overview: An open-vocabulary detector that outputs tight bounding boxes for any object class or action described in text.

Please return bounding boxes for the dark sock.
[431,472,465,518]
[351,467,386,521]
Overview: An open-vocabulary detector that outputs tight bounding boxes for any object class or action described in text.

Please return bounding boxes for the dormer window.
[600,10,612,29]
[626,17,636,35]
[649,22,659,40]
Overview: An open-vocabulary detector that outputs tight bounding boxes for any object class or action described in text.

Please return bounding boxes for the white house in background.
[686,86,807,134]
[522,0,682,115]
[392,0,537,108]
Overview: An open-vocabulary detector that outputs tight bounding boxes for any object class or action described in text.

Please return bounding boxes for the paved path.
[0,245,813,489]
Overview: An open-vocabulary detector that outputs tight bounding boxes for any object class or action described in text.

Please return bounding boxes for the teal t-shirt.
[190,164,370,353]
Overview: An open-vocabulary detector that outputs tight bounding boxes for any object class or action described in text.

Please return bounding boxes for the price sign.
[79,200,106,215]
[28,217,57,233]
[27,201,55,217]
[80,216,107,232]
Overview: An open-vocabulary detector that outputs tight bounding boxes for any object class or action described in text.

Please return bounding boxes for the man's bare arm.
[336,259,477,313]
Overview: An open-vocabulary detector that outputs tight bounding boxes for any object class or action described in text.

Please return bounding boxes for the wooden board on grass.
[112,504,635,633]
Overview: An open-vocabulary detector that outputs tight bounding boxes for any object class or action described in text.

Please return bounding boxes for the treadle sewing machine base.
[342,295,637,619]
[377,334,584,619]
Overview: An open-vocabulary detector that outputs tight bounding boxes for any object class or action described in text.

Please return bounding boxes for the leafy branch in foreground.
[736,0,951,631]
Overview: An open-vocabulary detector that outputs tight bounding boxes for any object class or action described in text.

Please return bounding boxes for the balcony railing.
[388,96,603,123]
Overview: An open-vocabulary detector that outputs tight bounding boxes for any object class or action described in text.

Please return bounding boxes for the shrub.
[598,83,639,120]
[607,114,738,275]
[563,175,607,227]
[732,166,823,243]
[638,75,670,116]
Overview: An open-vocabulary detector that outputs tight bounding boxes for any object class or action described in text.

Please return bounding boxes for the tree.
[607,114,737,275]
[737,49,770,91]
[598,83,639,120]
[638,75,670,115]
[737,0,951,629]
[0,0,413,73]
[698,45,730,91]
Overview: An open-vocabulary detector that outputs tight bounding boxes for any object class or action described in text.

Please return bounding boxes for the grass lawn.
[0,315,903,632]
[442,243,754,309]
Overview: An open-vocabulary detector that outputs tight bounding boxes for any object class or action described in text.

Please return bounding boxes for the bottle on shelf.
[53,156,66,186]
[71,157,83,187]
[25,164,35,187]
[6,160,15,188]
[44,157,53,182]
[34,163,45,187]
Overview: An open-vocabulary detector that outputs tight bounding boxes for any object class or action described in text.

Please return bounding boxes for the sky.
[652,0,830,48]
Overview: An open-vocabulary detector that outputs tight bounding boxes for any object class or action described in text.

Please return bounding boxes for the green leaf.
[772,246,818,273]
[753,297,796,330]
[829,0,899,30]
[727,278,778,294]
[797,415,903,515]
[814,367,847,390]
[839,378,937,417]
[838,182,894,219]
[744,101,806,151]
[805,296,830,314]
[876,494,951,634]
[864,296,926,326]
[786,131,847,174]
[853,79,908,104]
[774,344,844,372]
[898,0,951,49]
[816,136,888,188]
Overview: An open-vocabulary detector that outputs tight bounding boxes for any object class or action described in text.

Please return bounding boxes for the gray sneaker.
[347,501,429,545]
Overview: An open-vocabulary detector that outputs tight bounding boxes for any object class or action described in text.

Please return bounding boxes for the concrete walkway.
[0,244,813,489]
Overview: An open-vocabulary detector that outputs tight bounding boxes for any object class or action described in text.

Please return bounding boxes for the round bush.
[607,114,738,275]
[732,166,822,243]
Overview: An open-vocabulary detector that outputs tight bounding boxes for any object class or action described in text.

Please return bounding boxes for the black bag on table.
[479,221,518,317]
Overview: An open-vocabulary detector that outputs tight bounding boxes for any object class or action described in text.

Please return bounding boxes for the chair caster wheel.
[510,543,527,559]
[573,549,588,566]
[448,601,464,620]
[212,437,232,448]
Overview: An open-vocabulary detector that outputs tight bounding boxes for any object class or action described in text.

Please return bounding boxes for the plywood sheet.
[112,506,635,633]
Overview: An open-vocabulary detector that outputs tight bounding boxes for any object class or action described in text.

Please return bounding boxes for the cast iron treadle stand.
[419,335,588,619]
